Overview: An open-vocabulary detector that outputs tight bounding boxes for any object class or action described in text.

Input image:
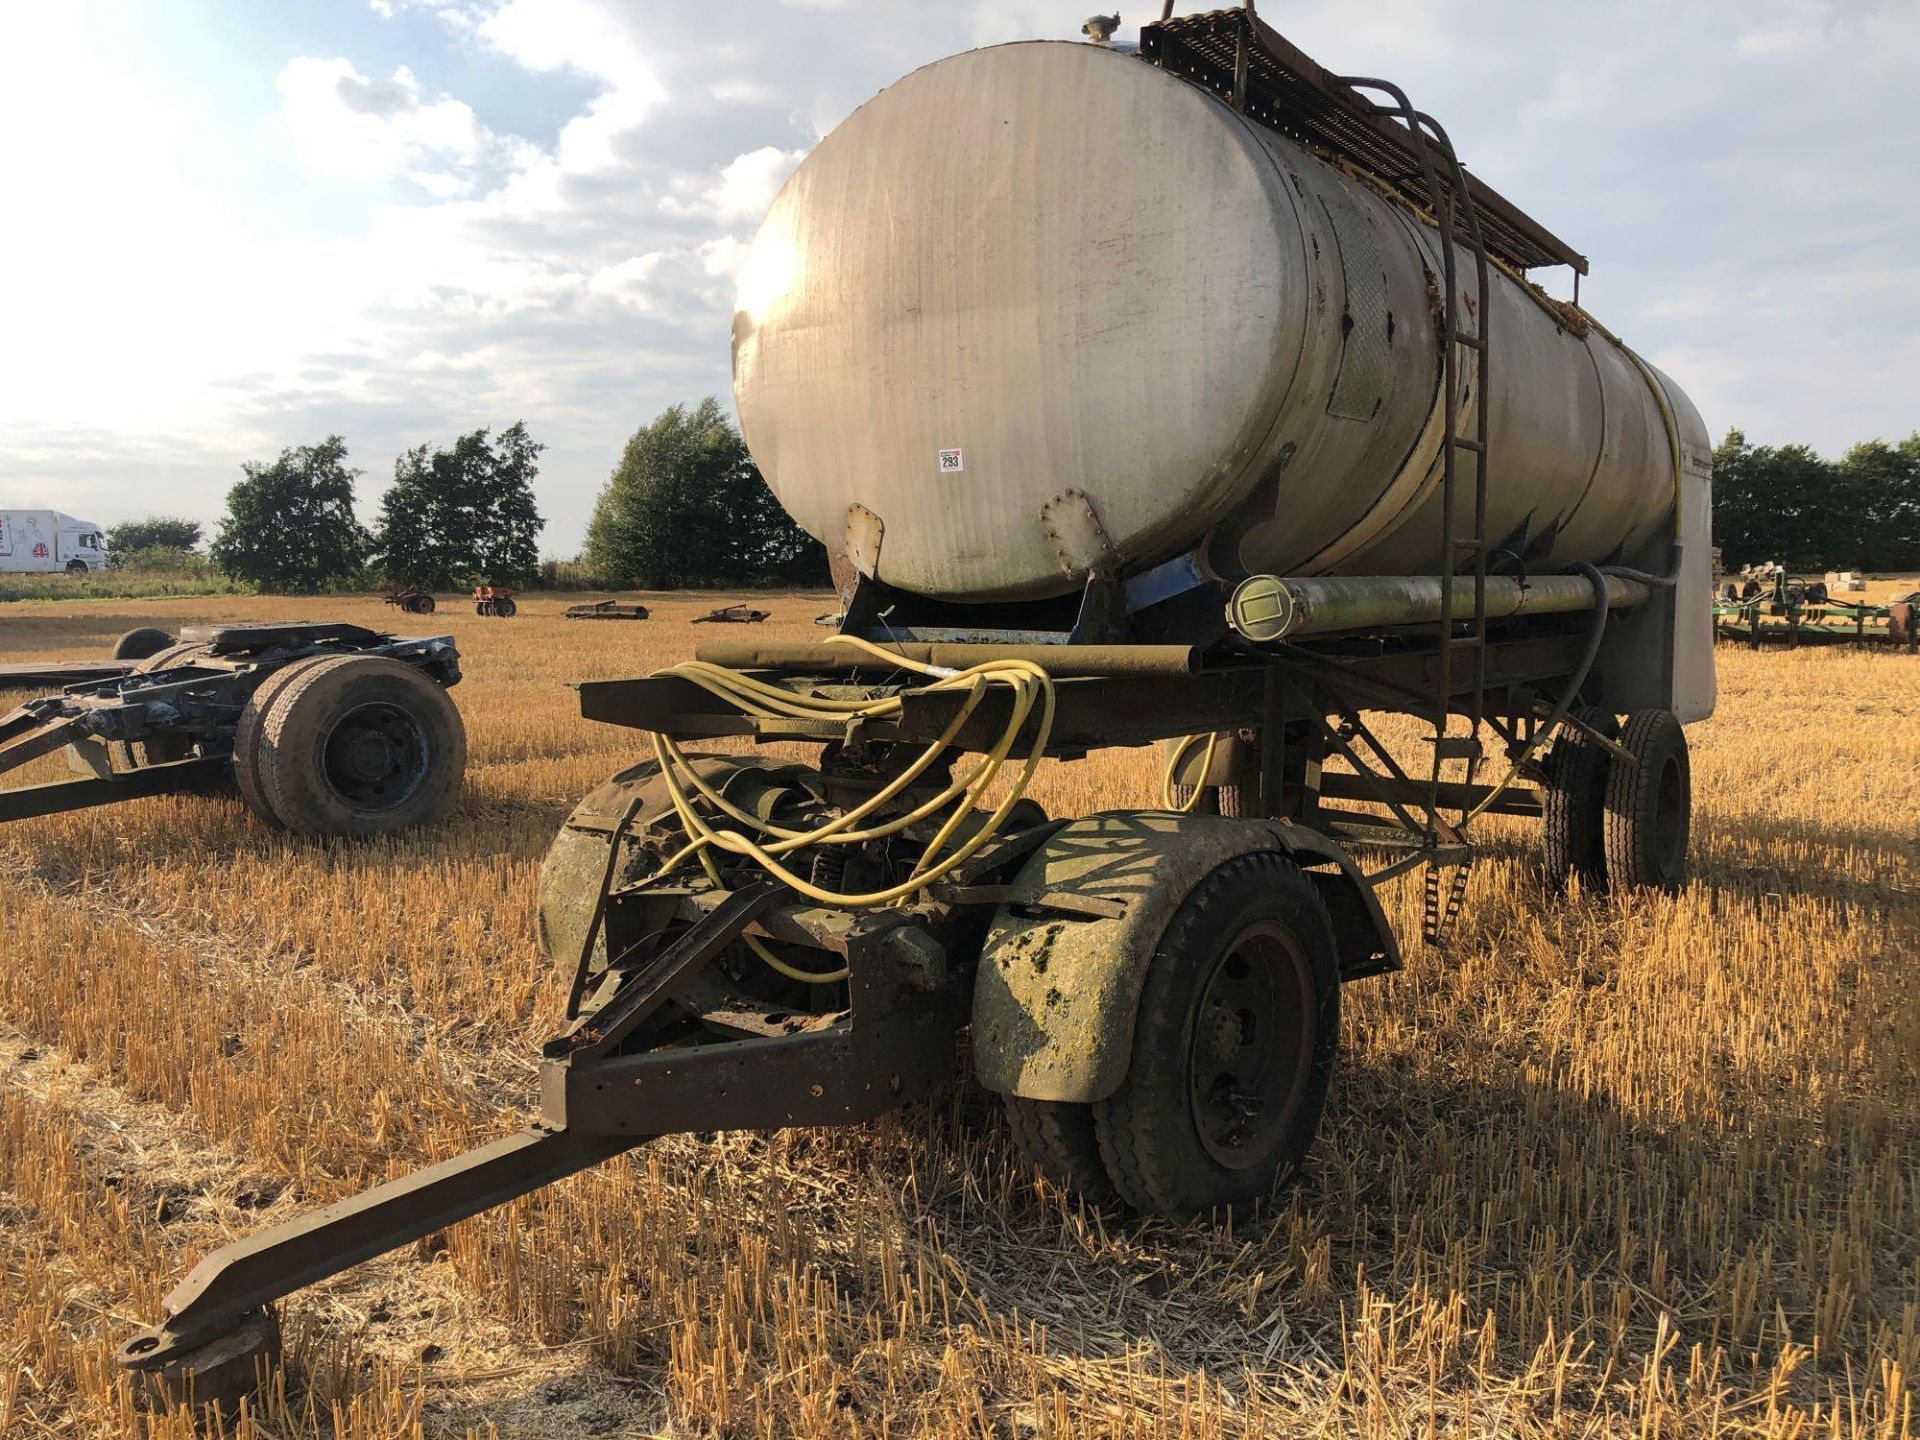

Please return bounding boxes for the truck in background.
[0,509,112,573]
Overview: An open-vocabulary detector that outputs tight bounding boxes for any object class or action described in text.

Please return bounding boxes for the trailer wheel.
[231,656,338,829]
[1093,851,1338,1217]
[1003,1096,1117,1207]
[1602,709,1690,893]
[1540,706,1617,893]
[110,627,174,661]
[409,593,436,614]
[256,655,465,837]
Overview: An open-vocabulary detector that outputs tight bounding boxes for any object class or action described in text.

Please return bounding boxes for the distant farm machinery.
[1714,567,1918,650]
[0,622,466,834]
[473,584,519,617]
[564,598,652,621]
[693,603,771,624]
[383,587,438,615]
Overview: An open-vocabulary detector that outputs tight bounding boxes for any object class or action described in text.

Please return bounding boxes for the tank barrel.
[1227,572,1650,643]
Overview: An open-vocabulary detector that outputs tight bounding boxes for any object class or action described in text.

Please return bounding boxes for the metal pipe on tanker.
[693,642,1201,677]
[1225,572,1650,644]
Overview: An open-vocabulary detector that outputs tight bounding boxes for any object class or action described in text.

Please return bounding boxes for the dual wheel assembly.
[1540,707,1691,894]
[233,655,466,835]
[118,644,466,836]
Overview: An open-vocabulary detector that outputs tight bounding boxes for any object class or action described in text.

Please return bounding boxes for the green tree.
[210,437,370,592]
[585,399,827,588]
[106,515,201,555]
[375,422,546,587]
[1833,436,1920,573]
[1714,428,1920,572]
[1711,429,1838,571]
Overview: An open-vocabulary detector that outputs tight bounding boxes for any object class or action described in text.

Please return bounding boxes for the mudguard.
[971,811,1398,1103]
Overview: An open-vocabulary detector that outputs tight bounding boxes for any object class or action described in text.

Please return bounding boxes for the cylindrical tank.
[732,40,1706,603]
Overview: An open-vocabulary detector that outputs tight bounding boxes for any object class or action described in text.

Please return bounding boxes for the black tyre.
[1165,783,1255,817]
[109,642,208,770]
[110,627,174,661]
[474,601,490,616]
[1093,851,1340,1217]
[410,594,436,614]
[1540,706,1618,893]
[256,655,466,837]
[1003,1095,1117,1207]
[494,596,516,618]
[65,559,87,575]
[1602,710,1691,893]
[231,656,336,829]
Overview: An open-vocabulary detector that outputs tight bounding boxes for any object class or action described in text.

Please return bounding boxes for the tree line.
[112,402,826,594]
[117,413,1912,595]
[1712,429,1920,572]
[204,423,547,592]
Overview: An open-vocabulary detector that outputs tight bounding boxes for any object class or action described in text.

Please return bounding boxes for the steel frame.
[0,624,461,821]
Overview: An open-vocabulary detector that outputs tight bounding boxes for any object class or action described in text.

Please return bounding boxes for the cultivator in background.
[383,587,438,615]
[0,622,466,834]
[473,584,518,617]
[693,603,770,624]
[564,598,652,620]
[1714,570,1919,649]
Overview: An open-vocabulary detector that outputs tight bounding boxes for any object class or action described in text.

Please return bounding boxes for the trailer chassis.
[117,617,1675,1407]
[0,622,461,825]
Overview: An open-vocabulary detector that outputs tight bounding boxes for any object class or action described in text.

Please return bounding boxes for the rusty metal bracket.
[845,503,885,580]
[1041,488,1120,578]
[547,880,782,1063]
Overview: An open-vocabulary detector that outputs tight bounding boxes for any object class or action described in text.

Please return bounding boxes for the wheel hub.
[321,702,428,809]
[1187,921,1315,1169]
[1200,1001,1246,1065]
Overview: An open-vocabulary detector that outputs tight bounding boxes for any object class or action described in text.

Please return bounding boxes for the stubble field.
[0,587,1915,1438]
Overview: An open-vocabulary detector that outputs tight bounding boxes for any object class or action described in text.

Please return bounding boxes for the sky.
[2,0,1916,555]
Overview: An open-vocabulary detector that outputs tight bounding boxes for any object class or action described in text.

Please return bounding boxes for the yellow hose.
[1160,731,1222,812]
[634,636,1060,984]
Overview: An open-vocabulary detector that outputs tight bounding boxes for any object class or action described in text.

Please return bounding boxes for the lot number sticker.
[938,448,963,474]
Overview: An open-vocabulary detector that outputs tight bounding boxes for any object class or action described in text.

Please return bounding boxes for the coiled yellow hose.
[641,635,1059,982]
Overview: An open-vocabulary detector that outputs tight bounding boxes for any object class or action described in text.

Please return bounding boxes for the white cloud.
[661,146,808,224]
[587,252,667,311]
[273,57,490,185]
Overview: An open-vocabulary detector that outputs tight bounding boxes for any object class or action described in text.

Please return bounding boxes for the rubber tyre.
[1166,783,1255,818]
[494,596,516,618]
[474,601,490,616]
[1003,1095,1117,1207]
[257,655,466,837]
[412,594,436,614]
[109,642,207,770]
[110,627,174,661]
[1093,851,1340,1218]
[1540,706,1617,893]
[231,656,338,829]
[1602,710,1690,894]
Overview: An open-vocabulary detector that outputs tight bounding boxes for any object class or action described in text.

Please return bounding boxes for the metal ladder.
[1333,76,1494,940]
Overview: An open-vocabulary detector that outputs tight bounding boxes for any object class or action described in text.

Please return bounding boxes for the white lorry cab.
[0,510,112,574]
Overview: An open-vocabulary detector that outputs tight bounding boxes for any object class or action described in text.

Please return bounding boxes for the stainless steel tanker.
[114,14,1719,1407]
[733,38,1711,638]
